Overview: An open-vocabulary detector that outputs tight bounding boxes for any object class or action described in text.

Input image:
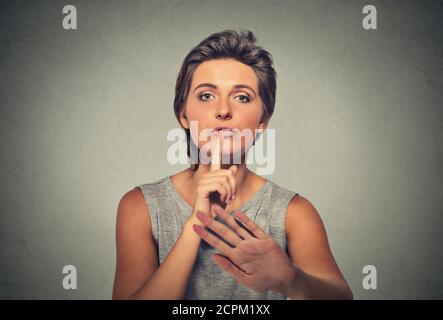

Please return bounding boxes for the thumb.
[230,165,238,176]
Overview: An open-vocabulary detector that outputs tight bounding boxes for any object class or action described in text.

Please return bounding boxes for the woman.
[112,29,353,300]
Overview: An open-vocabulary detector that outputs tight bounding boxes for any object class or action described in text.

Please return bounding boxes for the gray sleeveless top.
[137,176,299,300]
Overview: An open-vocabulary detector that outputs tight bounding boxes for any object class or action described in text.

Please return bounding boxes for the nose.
[215,99,232,120]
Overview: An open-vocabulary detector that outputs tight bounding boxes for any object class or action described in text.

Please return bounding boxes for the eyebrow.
[193,83,257,96]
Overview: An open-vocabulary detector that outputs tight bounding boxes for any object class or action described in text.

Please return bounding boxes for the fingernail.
[196,211,205,220]
[232,194,236,200]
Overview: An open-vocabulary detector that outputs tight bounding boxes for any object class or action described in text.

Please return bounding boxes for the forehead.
[191,58,258,90]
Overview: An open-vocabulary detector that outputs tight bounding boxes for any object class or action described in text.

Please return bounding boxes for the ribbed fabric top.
[137,176,299,300]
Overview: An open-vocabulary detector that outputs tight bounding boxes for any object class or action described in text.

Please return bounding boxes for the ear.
[179,110,189,129]
[258,117,269,132]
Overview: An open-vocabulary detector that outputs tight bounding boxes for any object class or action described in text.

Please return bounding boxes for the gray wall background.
[1,0,442,299]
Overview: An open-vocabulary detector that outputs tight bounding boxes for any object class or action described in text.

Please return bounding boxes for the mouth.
[212,126,237,137]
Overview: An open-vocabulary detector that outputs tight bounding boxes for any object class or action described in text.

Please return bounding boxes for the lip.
[213,126,234,132]
[211,126,238,137]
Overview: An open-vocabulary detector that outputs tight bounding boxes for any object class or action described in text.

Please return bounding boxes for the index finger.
[210,131,222,171]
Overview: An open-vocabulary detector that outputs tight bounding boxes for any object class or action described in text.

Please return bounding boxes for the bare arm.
[188,194,353,299]
[282,195,353,299]
[112,133,238,299]
[112,187,202,300]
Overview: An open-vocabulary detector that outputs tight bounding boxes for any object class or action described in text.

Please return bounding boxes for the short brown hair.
[173,29,277,170]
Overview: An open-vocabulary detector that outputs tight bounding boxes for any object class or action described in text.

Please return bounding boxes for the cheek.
[186,105,204,121]
[185,105,214,132]
[238,114,262,135]
[184,105,208,146]
[238,104,262,123]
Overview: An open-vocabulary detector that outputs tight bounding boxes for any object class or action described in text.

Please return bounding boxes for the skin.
[176,58,269,213]
[112,58,353,299]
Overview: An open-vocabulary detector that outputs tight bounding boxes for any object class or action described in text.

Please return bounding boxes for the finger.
[210,131,222,172]
[200,175,232,203]
[199,181,229,203]
[234,210,269,240]
[212,204,254,240]
[193,224,233,257]
[201,169,237,199]
[196,211,242,247]
[212,254,249,283]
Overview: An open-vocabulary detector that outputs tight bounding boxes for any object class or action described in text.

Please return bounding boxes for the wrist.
[181,218,205,246]
[274,264,300,298]
[185,215,205,229]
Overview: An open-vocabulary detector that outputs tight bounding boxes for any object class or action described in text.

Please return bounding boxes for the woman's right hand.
[191,132,238,221]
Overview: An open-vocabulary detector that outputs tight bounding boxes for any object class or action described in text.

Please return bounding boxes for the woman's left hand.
[193,204,296,293]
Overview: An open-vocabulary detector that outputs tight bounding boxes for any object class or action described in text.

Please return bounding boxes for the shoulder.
[119,187,144,207]
[116,187,151,232]
[118,187,147,210]
[287,194,317,216]
[285,194,326,238]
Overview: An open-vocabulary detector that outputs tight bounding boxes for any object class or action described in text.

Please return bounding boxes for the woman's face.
[180,58,268,162]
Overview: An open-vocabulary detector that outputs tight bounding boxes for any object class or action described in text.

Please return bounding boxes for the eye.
[198,93,214,102]
[236,95,251,103]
